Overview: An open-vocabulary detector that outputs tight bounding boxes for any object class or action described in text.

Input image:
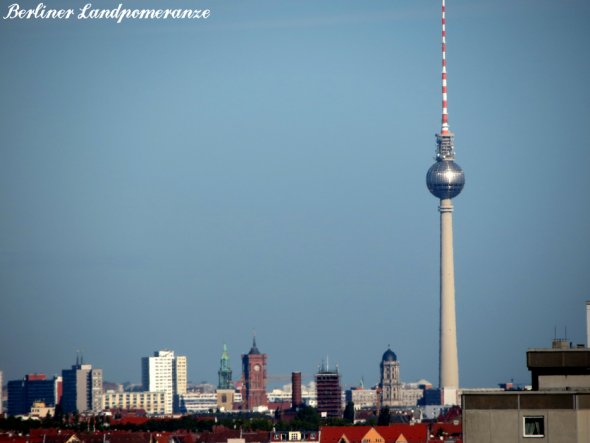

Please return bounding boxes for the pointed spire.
[218,343,233,389]
[435,0,457,162]
[441,0,450,135]
[249,334,260,355]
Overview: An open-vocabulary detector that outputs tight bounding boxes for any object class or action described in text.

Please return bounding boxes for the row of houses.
[0,425,462,443]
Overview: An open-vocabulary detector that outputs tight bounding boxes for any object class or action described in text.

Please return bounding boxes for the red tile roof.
[320,426,428,443]
[197,429,269,443]
[0,434,28,443]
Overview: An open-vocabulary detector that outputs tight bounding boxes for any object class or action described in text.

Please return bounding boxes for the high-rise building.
[425,0,465,406]
[61,357,103,414]
[241,337,268,410]
[175,354,187,397]
[7,373,62,416]
[218,344,233,389]
[315,360,342,418]
[379,347,401,407]
[142,349,187,414]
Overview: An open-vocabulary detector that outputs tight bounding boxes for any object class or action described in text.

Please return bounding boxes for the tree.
[292,406,320,430]
[343,402,355,424]
[377,407,390,426]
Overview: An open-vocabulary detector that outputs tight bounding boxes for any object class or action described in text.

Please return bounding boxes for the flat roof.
[527,348,590,370]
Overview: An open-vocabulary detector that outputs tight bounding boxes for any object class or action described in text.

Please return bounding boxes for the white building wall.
[103,391,169,415]
[179,392,217,413]
[141,350,186,414]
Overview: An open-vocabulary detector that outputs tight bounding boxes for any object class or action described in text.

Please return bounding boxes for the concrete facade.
[463,392,590,443]
[62,363,103,414]
[439,197,459,400]
[102,390,168,415]
[141,350,187,414]
[464,344,590,442]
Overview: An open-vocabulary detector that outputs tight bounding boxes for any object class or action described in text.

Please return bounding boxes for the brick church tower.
[241,337,268,410]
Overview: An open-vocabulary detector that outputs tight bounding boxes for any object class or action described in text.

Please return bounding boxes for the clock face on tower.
[253,364,261,372]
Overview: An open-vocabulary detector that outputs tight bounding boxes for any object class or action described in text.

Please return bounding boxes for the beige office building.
[464,341,590,442]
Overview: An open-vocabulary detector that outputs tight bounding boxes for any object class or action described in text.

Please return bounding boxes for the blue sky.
[1,0,589,390]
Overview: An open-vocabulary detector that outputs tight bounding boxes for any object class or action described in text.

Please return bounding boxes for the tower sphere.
[426,160,465,199]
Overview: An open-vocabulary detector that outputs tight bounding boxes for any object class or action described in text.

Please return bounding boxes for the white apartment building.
[141,350,187,413]
[103,390,168,415]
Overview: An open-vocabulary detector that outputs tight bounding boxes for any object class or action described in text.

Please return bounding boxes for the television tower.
[426,0,465,405]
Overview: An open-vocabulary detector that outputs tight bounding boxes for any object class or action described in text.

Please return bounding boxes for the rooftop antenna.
[441,0,450,135]
[434,0,457,161]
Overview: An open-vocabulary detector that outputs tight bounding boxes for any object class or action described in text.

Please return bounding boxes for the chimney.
[292,371,302,409]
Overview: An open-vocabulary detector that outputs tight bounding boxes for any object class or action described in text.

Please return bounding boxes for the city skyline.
[1,0,589,390]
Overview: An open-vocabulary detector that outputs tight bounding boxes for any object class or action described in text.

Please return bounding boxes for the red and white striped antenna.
[441,0,449,135]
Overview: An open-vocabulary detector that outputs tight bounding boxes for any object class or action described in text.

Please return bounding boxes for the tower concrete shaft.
[439,198,459,390]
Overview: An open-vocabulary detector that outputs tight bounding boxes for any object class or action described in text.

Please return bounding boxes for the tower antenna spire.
[441,0,450,134]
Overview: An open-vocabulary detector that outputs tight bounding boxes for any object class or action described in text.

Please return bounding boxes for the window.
[523,416,545,437]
